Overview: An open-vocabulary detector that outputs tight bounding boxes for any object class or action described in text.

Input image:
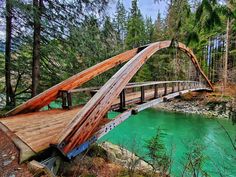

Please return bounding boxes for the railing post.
[141,86,145,103]
[172,83,175,93]
[60,90,72,109]
[178,82,180,91]
[164,83,167,95]
[154,84,158,98]
[67,92,72,109]
[195,70,200,81]
[119,89,126,110]
[61,91,67,109]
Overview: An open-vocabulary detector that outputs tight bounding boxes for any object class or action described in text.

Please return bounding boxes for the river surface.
[100,108,236,177]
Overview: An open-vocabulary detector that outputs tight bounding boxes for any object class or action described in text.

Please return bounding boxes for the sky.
[108,0,168,21]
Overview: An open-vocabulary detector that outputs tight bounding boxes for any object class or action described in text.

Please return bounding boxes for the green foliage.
[145,17,155,43]
[145,128,171,175]
[125,0,146,48]
[165,0,191,40]
[114,0,127,47]
[135,65,152,82]
[181,142,209,177]
[2,0,236,108]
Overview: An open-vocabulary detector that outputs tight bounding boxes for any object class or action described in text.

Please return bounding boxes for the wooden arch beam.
[6,47,145,116]
[56,40,213,154]
[177,43,213,89]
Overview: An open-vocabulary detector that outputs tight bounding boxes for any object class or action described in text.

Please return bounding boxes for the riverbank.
[59,142,159,177]
[154,89,235,119]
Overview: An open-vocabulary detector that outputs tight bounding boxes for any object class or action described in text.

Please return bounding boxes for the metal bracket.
[66,136,97,159]
[37,156,61,176]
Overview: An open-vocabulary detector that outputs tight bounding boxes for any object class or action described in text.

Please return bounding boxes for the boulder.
[99,142,153,172]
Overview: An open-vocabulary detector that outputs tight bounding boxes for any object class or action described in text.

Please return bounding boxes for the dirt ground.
[0,129,33,177]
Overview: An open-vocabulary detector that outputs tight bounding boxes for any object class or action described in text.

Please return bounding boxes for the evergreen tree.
[125,0,146,48]
[195,0,236,87]
[32,0,43,97]
[145,16,155,43]
[135,64,152,82]
[101,16,117,56]
[153,11,165,40]
[114,0,127,47]
[165,0,191,41]
[5,0,15,107]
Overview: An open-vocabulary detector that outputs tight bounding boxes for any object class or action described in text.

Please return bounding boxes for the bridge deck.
[0,108,81,153]
[0,87,166,161]
[0,84,207,162]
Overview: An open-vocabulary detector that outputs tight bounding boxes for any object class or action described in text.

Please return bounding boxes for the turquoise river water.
[100,108,236,177]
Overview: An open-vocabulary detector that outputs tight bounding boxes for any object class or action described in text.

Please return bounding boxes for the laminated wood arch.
[55,40,213,154]
[6,47,146,116]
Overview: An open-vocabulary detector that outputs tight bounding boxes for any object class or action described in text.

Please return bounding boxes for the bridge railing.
[58,81,209,110]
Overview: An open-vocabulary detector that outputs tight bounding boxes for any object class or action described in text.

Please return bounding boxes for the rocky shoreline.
[99,142,153,172]
[154,97,231,119]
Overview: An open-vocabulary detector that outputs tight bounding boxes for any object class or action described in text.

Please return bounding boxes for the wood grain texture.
[6,48,142,116]
[177,43,213,90]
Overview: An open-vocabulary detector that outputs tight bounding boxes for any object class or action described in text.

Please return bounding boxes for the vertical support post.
[195,70,200,81]
[164,83,167,95]
[61,91,67,109]
[119,89,126,110]
[67,92,72,109]
[141,86,145,103]
[154,84,158,98]
[172,83,175,93]
[178,82,180,91]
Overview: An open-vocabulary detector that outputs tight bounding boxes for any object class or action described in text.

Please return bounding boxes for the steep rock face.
[99,141,153,172]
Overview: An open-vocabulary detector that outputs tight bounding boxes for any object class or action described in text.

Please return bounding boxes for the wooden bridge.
[0,40,213,165]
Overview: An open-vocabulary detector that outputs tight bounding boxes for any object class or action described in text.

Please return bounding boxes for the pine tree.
[153,11,165,40]
[135,64,152,82]
[32,0,43,97]
[165,0,191,41]
[5,0,15,107]
[114,0,127,47]
[195,0,236,88]
[125,0,146,48]
[145,17,155,43]
[101,16,117,57]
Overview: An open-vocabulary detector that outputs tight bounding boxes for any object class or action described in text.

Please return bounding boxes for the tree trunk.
[5,0,15,108]
[32,0,43,97]
[223,17,230,89]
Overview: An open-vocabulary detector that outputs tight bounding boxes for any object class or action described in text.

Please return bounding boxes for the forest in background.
[0,0,236,109]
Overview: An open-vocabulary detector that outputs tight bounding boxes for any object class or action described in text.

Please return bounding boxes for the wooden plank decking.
[0,86,183,162]
[0,108,81,153]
